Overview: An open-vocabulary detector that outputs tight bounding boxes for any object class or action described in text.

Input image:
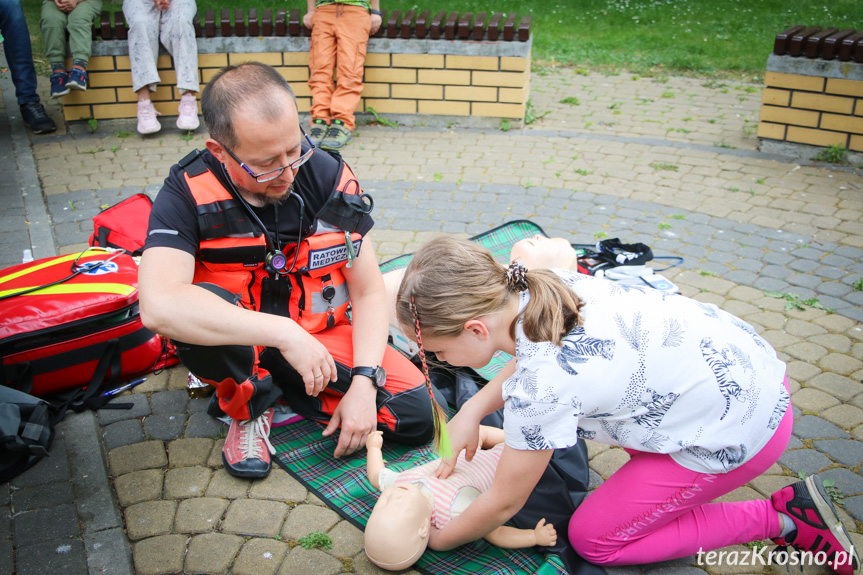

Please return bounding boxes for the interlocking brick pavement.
[2,58,863,575]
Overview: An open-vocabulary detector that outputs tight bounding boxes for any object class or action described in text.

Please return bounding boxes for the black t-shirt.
[144,146,348,256]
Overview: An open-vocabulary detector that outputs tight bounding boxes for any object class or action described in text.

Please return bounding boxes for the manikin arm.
[365,430,386,490]
[485,519,557,548]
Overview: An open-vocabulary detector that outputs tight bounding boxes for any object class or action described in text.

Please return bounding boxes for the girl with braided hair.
[392,235,857,575]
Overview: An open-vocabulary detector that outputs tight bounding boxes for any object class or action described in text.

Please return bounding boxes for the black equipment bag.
[0,385,57,483]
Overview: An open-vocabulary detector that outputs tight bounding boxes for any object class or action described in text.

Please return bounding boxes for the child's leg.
[66,0,102,63]
[308,5,339,123]
[39,0,68,65]
[158,0,199,95]
[329,5,371,131]
[570,388,793,565]
[123,0,162,94]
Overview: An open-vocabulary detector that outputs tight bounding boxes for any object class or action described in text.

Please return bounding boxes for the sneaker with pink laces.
[222,408,275,478]
[176,93,200,131]
[137,99,161,135]
[771,474,860,575]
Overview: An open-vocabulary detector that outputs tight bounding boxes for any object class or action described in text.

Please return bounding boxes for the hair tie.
[506,261,529,292]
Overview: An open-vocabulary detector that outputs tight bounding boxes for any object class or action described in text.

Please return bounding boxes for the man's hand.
[303,12,313,29]
[323,376,378,458]
[154,0,170,10]
[277,327,337,397]
[533,519,557,547]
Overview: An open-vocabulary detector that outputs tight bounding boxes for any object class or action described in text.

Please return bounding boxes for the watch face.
[374,367,386,387]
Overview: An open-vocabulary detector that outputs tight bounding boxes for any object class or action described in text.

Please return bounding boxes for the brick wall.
[757,53,863,161]
[62,36,531,126]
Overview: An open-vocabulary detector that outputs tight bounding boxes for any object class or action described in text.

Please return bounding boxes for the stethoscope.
[220,163,305,276]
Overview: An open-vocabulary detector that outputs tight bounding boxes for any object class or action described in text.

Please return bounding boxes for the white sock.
[779,512,796,538]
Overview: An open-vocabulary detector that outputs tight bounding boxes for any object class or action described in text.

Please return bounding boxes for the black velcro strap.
[178,149,205,175]
[197,203,259,240]
[316,188,375,236]
[199,244,267,265]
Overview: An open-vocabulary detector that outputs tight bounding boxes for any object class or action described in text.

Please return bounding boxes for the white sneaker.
[176,93,200,131]
[137,100,161,135]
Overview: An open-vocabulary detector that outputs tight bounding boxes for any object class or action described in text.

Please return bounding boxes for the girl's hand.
[434,408,482,479]
[533,519,557,547]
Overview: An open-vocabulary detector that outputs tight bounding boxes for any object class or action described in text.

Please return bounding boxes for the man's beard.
[235,181,294,206]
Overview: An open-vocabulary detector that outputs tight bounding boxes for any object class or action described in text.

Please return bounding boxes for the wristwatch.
[350,365,386,388]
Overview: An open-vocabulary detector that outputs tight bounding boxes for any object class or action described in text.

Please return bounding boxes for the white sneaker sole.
[805,474,860,574]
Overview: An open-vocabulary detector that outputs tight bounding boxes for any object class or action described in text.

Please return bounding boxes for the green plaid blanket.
[271,419,566,575]
[271,220,567,575]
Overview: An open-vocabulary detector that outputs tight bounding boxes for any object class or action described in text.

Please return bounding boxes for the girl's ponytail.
[516,268,584,345]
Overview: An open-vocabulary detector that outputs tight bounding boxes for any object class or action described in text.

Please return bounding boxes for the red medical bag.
[0,248,176,398]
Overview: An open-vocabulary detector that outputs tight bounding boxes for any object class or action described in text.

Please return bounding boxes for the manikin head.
[510,235,578,271]
[364,482,434,571]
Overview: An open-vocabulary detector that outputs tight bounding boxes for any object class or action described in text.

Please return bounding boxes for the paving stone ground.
[1,57,862,575]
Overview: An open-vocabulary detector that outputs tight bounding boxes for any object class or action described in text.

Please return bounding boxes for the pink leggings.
[569,379,792,565]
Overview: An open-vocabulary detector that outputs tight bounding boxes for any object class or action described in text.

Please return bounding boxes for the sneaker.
[176,93,200,131]
[308,118,328,146]
[19,102,56,134]
[67,66,88,91]
[137,99,161,135]
[771,474,860,575]
[222,408,275,478]
[50,72,70,97]
[320,119,352,150]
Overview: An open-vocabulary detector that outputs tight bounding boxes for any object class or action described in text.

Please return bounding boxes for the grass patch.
[650,162,679,172]
[298,532,333,550]
[21,1,863,79]
[560,96,581,105]
[366,107,399,128]
[813,144,848,164]
[765,291,829,312]
[853,278,863,291]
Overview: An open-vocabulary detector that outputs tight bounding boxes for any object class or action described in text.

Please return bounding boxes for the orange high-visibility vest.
[182,155,369,333]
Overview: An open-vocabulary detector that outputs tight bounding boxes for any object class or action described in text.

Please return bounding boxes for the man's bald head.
[201,62,298,149]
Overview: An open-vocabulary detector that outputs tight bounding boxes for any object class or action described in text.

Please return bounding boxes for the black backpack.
[0,386,57,483]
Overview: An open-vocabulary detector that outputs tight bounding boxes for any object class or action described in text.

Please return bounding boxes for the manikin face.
[214,91,305,206]
[364,483,433,570]
[510,235,577,270]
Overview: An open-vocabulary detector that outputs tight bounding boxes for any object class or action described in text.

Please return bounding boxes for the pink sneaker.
[137,100,161,135]
[176,92,199,131]
[222,408,275,478]
[771,474,860,575]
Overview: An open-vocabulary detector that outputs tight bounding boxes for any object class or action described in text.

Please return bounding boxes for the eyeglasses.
[221,125,315,183]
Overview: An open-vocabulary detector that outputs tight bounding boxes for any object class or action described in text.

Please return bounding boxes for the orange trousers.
[308,4,371,131]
